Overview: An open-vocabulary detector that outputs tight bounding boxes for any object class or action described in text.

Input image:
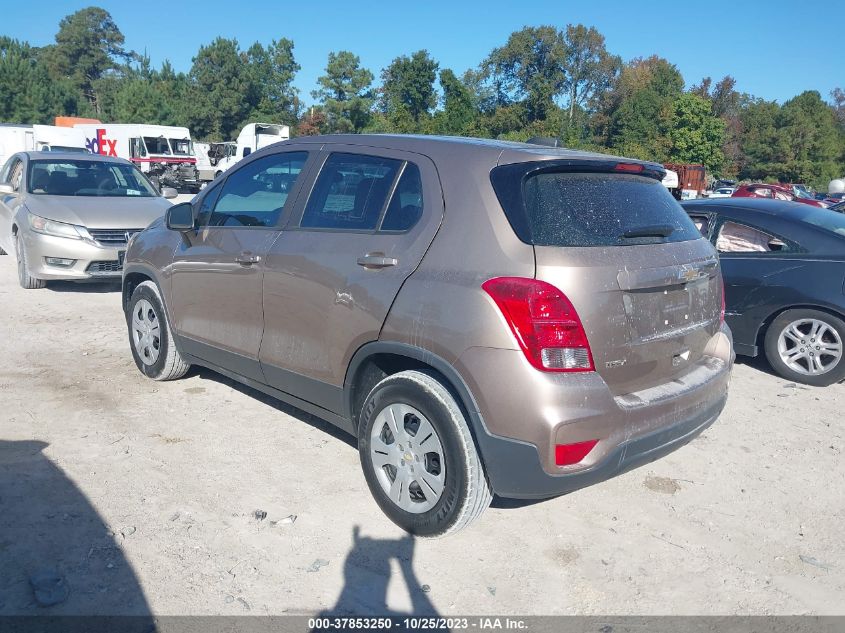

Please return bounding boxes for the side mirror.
[166,202,195,231]
[0,183,14,194]
[161,187,178,199]
[242,147,252,158]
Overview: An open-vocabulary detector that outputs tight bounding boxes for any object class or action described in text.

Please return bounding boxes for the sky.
[0,0,840,106]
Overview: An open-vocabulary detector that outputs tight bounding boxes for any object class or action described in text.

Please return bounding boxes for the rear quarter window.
[510,171,702,247]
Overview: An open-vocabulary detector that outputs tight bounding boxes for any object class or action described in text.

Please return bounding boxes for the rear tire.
[358,370,491,537]
[764,308,845,386]
[15,234,46,289]
[127,280,190,381]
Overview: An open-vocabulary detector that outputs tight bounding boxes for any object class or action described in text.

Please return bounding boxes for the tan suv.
[122,135,734,536]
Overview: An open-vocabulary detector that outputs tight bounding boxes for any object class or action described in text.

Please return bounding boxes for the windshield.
[27,159,159,197]
[169,138,193,156]
[144,137,171,155]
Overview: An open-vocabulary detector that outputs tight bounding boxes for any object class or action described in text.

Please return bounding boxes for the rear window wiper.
[621,224,675,239]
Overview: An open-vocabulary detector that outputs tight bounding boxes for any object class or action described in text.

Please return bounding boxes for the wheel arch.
[344,342,489,452]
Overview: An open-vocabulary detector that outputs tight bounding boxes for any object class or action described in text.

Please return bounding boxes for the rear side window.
[381,163,423,232]
[301,153,402,231]
[210,152,307,228]
[497,170,702,247]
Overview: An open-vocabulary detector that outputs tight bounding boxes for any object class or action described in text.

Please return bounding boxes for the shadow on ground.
[319,526,438,616]
[0,439,152,621]
[195,368,358,450]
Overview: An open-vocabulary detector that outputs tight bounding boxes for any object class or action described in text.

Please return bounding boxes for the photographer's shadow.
[0,439,152,620]
[322,525,438,616]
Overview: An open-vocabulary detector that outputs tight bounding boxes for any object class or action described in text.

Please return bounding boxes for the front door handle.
[357,253,398,269]
[235,251,261,265]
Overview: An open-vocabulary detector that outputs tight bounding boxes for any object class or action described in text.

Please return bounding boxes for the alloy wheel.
[777,318,842,376]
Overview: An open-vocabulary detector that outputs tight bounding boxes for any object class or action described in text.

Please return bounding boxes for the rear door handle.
[357,253,398,269]
[235,251,261,265]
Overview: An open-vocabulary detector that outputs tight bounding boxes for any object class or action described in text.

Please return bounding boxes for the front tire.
[15,234,46,289]
[127,281,190,381]
[358,370,492,537]
[764,308,845,386]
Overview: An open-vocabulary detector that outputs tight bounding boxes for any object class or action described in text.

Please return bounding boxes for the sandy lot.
[0,260,843,617]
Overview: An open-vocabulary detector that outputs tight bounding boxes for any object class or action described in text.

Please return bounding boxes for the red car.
[732,184,826,207]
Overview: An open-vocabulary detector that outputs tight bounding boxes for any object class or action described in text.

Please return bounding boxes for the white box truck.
[212,123,290,176]
[0,124,88,170]
[73,123,201,192]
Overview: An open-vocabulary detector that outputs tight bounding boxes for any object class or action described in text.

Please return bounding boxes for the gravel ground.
[0,261,843,616]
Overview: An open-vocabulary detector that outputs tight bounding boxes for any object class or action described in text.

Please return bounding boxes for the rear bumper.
[473,390,726,499]
[455,323,733,499]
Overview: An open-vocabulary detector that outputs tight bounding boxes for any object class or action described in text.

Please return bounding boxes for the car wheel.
[14,233,46,289]
[127,280,190,381]
[358,370,492,537]
[764,309,845,386]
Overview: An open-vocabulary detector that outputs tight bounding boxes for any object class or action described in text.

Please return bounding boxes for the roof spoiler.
[525,136,562,148]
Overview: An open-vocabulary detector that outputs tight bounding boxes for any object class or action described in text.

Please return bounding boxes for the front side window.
[170,138,193,156]
[301,153,402,231]
[208,152,308,228]
[27,160,158,197]
[144,137,171,155]
[716,221,787,253]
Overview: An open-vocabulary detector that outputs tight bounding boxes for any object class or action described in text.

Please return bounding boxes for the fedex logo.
[84,129,117,157]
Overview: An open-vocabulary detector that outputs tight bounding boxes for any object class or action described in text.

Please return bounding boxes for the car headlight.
[28,213,86,240]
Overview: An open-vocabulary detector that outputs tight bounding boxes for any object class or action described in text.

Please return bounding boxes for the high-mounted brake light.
[482,277,594,372]
[614,163,644,173]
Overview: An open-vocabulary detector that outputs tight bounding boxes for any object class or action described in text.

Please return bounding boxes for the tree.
[668,93,725,173]
[832,87,845,128]
[187,37,258,139]
[561,24,621,123]
[434,68,477,135]
[312,51,373,133]
[379,50,438,132]
[738,99,781,180]
[601,56,684,161]
[484,26,566,121]
[0,37,80,122]
[775,91,842,187]
[41,7,133,113]
[245,39,300,124]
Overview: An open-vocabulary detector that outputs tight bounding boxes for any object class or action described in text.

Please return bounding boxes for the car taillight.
[555,440,599,466]
[482,277,594,372]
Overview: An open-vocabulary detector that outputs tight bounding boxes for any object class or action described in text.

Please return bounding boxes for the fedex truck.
[74,123,201,192]
[0,124,88,170]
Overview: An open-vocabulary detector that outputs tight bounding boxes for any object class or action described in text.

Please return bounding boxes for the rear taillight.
[482,277,594,372]
[555,440,599,466]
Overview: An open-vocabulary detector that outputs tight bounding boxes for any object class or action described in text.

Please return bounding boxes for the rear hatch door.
[492,162,722,396]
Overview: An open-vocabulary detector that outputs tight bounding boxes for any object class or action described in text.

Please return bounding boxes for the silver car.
[0,151,177,288]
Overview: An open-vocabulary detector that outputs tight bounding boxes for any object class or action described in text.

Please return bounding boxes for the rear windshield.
[519,172,702,246]
[797,206,845,237]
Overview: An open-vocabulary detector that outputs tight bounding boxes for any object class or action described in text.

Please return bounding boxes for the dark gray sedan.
[683,197,845,386]
[0,151,176,288]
